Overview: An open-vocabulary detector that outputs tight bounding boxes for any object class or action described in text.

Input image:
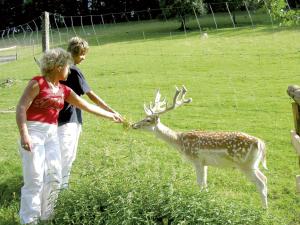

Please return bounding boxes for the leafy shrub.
[52,175,265,225]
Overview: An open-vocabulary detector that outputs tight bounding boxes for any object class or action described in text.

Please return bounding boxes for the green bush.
[52,177,265,225]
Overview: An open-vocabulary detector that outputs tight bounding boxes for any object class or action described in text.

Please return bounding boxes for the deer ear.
[184,98,192,103]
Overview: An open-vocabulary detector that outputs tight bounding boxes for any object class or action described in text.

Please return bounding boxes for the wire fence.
[0,2,289,58]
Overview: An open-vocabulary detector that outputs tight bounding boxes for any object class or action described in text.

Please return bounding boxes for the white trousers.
[58,122,81,189]
[19,121,61,224]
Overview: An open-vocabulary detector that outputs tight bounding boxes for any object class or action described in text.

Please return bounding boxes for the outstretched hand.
[112,113,124,123]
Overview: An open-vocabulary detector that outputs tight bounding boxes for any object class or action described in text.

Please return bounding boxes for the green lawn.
[0,15,300,224]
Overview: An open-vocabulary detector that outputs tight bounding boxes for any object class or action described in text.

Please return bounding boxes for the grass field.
[0,14,300,224]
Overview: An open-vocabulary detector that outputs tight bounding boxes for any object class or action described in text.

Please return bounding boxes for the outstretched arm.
[66,91,123,123]
[86,90,119,114]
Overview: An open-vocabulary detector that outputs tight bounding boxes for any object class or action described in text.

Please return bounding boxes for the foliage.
[160,0,207,29]
[52,177,265,225]
[0,0,161,30]
[204,0,263,12]
[265,0,299,25]
[203,0,264,25]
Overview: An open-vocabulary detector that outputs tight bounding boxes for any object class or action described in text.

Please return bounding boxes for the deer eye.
[146,118,152,122]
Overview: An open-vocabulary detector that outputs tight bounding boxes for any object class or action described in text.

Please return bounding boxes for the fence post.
[42,11,50,52]
[292,103,300,135]
[290,102,300,194]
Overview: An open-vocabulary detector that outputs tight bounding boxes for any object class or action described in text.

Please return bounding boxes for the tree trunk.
[233,11,237,25]
[179,15,187,31]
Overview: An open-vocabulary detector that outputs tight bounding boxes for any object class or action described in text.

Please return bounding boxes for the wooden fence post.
[292,103,300,134]
[290,102,300,193]
[42,11,50,52]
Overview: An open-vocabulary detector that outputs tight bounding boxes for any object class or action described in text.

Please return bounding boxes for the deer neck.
[154,122,180,148]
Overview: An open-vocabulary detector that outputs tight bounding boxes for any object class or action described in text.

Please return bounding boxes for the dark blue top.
[58,65,91,126]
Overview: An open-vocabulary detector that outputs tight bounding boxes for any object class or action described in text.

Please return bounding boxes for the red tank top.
[26,76,72,124]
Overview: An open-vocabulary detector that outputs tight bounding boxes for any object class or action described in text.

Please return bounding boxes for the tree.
[266,0,299,25]
[228,0,263,25]
[159,0,206,30]
[0,0,27,30]
[204,0,263,25]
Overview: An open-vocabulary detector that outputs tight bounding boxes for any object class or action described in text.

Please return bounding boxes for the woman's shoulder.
[30,75,47,87]
[24,78,40,96]
[31,75,44,81]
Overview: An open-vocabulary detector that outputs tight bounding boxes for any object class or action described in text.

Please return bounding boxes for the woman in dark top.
[58,37,122,189]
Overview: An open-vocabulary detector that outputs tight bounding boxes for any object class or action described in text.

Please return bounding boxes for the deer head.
[132,86,192,131]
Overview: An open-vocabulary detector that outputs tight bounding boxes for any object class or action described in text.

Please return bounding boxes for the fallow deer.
[132,86,268,208]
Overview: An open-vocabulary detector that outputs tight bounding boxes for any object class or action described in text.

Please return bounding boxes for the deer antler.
[144,86,192,116]
[166,86,192,112]
[144,90,166,115]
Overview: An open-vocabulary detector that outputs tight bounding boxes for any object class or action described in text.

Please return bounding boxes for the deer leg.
[194,161,208,191]
[203,166,208,188]
[243,168,268,208]
[255,169,268,208]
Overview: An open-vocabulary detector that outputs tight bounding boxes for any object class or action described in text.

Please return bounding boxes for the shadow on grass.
[75,22,299,49]
[0,214,19,225]
[35,11,290,49]
[0,175,22,206]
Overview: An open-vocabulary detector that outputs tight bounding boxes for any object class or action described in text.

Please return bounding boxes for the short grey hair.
[40,48,73,76]
[67,37,89,57]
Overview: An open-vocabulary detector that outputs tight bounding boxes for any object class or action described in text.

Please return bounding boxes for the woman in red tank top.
[16,48,123,224]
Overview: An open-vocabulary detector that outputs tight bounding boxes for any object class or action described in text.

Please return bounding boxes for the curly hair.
[67,37,89,57]
[40,48,73,76]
